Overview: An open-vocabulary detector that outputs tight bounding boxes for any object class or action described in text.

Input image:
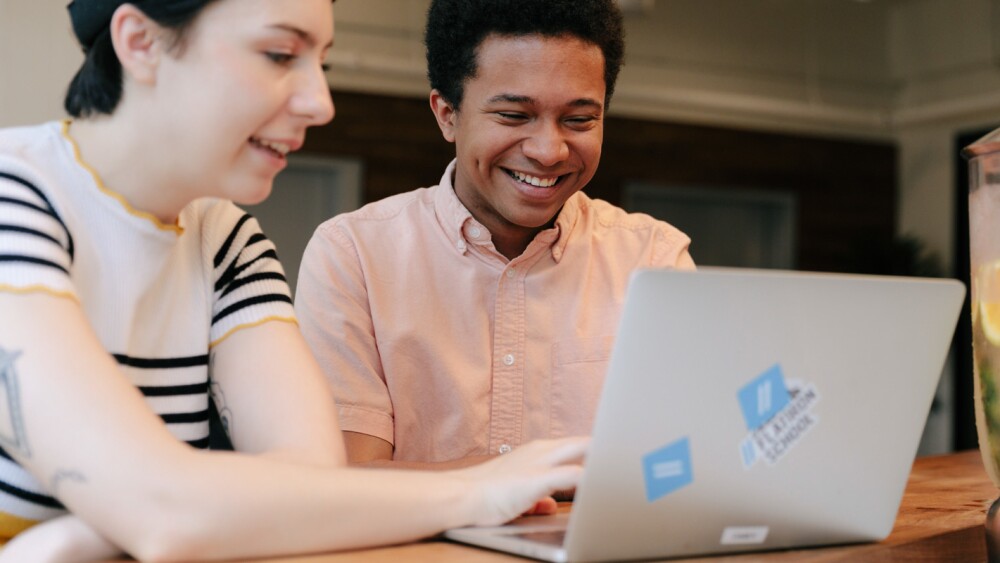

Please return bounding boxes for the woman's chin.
[234,185,274,207]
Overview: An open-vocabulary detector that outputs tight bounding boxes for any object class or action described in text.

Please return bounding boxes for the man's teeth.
[511,170,558,187]
[251,137,291,156]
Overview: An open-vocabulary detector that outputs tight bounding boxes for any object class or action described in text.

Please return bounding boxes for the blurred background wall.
[3,0,998,455]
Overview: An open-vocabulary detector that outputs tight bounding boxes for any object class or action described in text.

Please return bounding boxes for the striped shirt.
[0,120,296,537]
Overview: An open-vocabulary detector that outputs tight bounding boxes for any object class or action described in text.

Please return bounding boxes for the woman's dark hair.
[424,0,625,111]
[64,0,219,118]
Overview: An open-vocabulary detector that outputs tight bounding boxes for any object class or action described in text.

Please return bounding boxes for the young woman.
[0,0,585,560]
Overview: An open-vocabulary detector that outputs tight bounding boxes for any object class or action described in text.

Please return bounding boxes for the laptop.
[445,267,966,562]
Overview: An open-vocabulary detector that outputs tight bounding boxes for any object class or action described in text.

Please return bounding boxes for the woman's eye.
[266,52,296,65]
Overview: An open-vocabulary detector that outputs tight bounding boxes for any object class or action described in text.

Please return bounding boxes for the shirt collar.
[433,158,582,263]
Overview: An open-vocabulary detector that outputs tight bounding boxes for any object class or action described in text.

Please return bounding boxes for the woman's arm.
[0,515,121,563]
[208,320,346,467]
[1,292,584,561]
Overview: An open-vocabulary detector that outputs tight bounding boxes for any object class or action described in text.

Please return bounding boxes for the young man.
[296,0,694,469]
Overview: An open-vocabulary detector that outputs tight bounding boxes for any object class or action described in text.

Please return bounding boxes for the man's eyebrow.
[569,98,604,111]
[487,94,534,104]
[486,94,603,111]
[268,24,334,50]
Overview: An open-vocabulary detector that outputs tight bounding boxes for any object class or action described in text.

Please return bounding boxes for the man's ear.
[429,89,458,143]
[108,4,164,86]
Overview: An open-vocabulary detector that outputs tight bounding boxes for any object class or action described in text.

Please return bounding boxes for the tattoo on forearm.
[50,469,86,496]
[210,380,234,437]
[0,346,30,458]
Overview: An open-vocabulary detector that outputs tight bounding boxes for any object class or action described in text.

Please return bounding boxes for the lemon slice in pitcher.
[983,302,1000,346]
[979,260,1000,346]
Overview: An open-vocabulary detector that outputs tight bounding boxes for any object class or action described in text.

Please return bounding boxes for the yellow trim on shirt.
[0,284,78,302]
[0,511,39,542]
[60,120,183,234]
[210,316,299,348]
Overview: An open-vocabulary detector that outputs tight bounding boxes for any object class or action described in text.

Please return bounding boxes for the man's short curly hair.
[425,0,625,110]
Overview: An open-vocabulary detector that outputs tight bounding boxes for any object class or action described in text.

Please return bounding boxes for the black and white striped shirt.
[0,121,296,532]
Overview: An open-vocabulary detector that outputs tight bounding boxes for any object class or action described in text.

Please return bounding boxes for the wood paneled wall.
[304,90,897,273]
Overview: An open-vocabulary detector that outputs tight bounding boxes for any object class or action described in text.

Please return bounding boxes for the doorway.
[244,155,363,294]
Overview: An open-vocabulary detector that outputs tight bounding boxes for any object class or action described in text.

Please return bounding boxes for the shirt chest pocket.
[549,335,615,438]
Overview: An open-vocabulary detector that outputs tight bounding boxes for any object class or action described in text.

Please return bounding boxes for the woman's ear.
[108,4,164,85]
[429,89,458,143]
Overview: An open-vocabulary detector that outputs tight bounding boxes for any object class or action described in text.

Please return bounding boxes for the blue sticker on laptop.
[642,436,693,502]
[737,364,791,430]
[737,364,821,469]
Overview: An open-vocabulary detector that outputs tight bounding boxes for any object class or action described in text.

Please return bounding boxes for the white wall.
[0,1,80,127]
[892,0,1000,272]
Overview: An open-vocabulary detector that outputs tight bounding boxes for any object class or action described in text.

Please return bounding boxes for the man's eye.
[497,112,527,120]
[565,117,600,130]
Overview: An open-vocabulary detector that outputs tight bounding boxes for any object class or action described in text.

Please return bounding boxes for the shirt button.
[498,444,512,455]
[469,226,482,238]
[506,268,516,278]
[503,354,515,366]
[456,240,467,252]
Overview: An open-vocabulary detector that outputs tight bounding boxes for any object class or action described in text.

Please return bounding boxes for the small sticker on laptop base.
[641,437,693,502]
[737,364,820,469]
[720,526,769,545]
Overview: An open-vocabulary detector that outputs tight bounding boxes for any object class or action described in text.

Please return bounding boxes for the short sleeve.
[651,223,696,270]
[204,203,295,345]
[295,221,395,444]
[0,169,76,297]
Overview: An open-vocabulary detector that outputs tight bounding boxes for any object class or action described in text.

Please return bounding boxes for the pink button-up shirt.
[296,161,694,462]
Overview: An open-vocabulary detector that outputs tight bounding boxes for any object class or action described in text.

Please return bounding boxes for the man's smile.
[503,168,565,188]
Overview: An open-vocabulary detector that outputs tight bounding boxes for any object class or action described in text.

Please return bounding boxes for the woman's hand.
[452,437,588,527]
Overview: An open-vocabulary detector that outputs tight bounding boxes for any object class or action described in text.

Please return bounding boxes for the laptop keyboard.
[513,529,567,547]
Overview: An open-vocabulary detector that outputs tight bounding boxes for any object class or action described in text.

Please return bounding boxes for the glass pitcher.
[963,127,1000,560]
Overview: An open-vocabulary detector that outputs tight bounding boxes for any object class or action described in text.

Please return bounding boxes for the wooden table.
[115,450,999,562]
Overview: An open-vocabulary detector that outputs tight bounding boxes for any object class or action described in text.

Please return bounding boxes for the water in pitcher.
[970,151,1000,488]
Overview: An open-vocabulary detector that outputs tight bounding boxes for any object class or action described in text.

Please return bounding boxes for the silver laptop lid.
[565,268,965,562]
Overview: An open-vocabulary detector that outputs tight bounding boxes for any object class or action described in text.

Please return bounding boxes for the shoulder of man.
[575,192,686,238]
[571,193,694,267]
[314,185,439,237]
